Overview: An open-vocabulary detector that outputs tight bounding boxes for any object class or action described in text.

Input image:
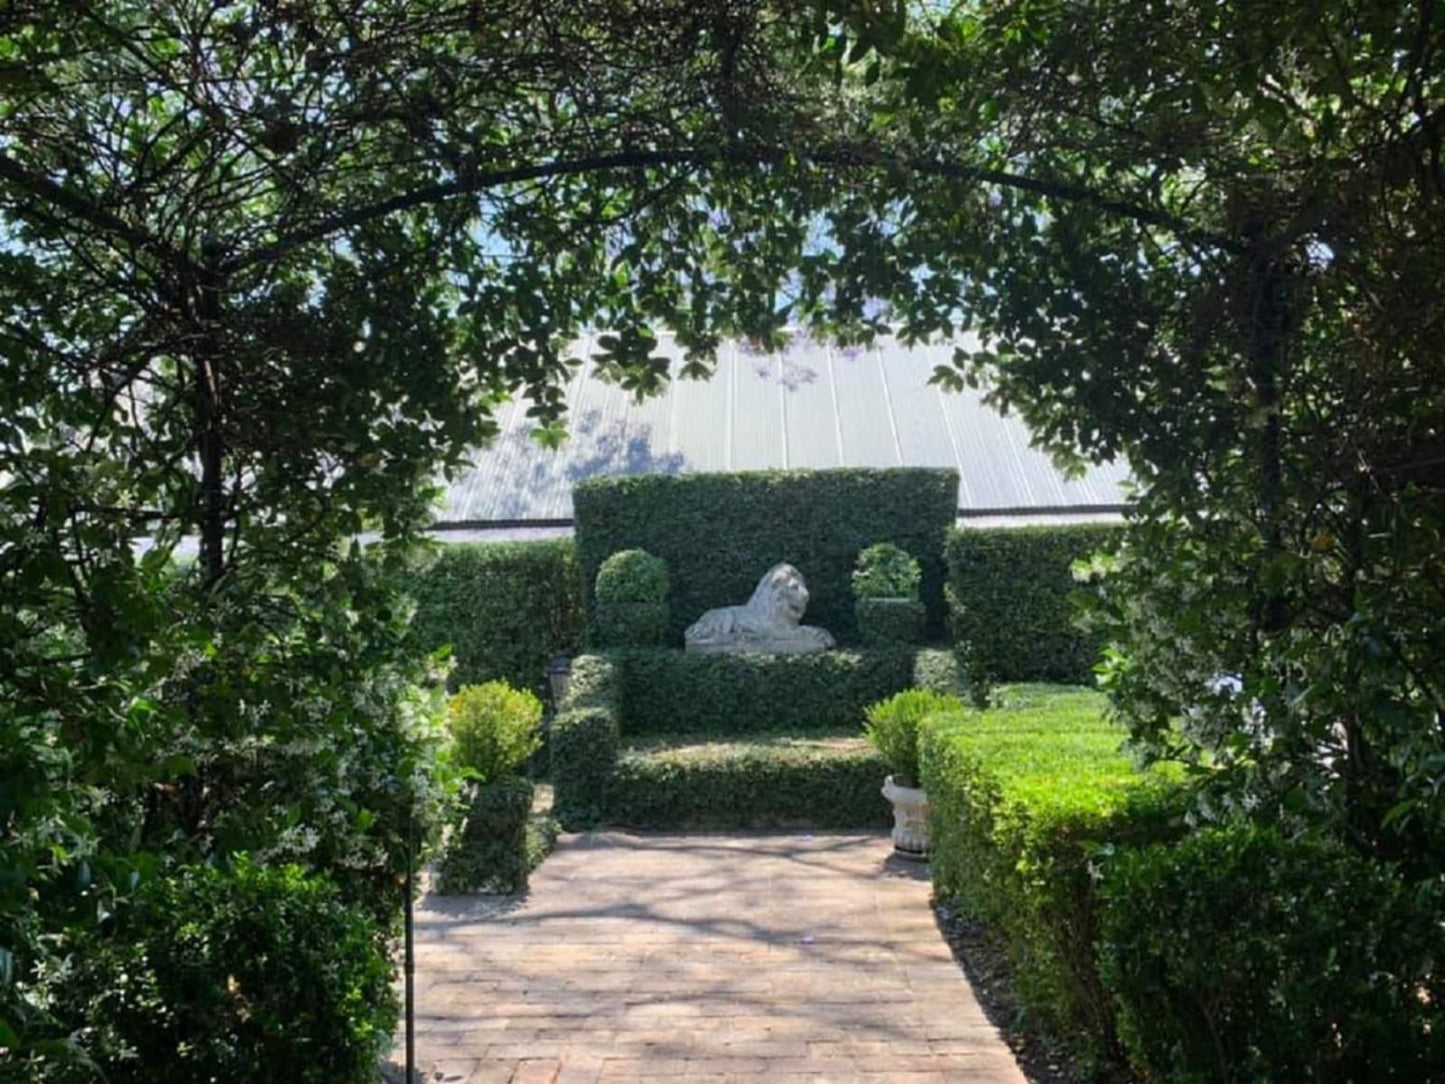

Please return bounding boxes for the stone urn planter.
[881,775,930,858]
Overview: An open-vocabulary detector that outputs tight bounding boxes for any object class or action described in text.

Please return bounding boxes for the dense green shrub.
[436,776,536,894]
[919,685,1185,1069]
[864,689,960,787]
[1099,826,1445,1083]
[856,598,926,644]
[54,861,394,1084]
[608,733,891,828]
[550,655,622,826]
[574,469,958,643]
[593,549,671,646]
[447,681,543,784]
[402,539,583,692]
[911,646,967,697]
[945,524,1120,684]
[613,647,921,734]
[852,542,922,600]
[595,548,670,603]
[594,601,670,647]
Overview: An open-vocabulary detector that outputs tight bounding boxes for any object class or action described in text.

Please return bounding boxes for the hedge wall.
[919,685,1185,1068]
[574,469,959,644]
[607,733,891,829]
[612,648,951,735]
[945,524,1120,684]
[402,539,583,693]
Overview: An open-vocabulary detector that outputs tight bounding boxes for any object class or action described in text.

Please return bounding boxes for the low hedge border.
[918,685,1185,1071]
[551,647,960,828]
[550,654,622,826]
[610,646,962,735]
[607,732,891,829]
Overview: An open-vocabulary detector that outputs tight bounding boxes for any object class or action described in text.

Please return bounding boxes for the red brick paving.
[399,831,1027,1083]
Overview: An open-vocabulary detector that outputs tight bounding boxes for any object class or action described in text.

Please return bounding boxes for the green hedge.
[550,654,621,826]
[55,861,394,1084]
[436,777,536,895]
[403,539,582,692]
[1099,826,1445,1083]
[612,647,931,734]
[945,524,1119,684]
[607,733,891,829]
[919,685,1184,1069]
[856,598,926,645]
[575,469,958,644]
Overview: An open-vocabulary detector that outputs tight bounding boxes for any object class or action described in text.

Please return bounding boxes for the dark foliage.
[436,777,536,895]
[945,525,1120,684]
[403,540,583,693]
[1098,826,1445,1083]
[49,862,394,1084]
[856,598,926,645]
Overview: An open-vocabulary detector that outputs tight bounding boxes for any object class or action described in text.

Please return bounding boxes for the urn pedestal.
[881,776,930,858]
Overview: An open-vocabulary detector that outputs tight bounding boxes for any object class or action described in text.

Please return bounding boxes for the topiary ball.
[595,548,670,604]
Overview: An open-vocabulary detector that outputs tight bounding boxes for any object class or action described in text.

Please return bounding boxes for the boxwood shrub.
[1098,826,1445,1083]
[402,539,582,693]
[55,861,395,1084]
[945,524,1120,684]
[607,732,891,829]
[575,468,958,644]
[856,598,926,645]
[549,654,622,826]
[919,685,1185,1069]
[612,647,923,734]
[437,776,536,895]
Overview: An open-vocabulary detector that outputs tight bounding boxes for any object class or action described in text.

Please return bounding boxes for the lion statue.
[684,563,836,654]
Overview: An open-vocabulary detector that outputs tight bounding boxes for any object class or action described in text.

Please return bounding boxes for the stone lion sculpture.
[684,563,836,654]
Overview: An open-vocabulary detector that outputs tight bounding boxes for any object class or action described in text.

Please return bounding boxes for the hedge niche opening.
[574,468,959,645]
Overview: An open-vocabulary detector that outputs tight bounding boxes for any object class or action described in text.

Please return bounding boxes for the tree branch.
[231,142,1243,274]
[0,150,186,269]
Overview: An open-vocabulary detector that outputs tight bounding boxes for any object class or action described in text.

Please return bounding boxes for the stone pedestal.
[881,776,930,858]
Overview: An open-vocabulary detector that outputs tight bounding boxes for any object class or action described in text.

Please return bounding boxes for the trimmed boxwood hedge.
[607,732,891,829]
[612,647,925,734]
[1098,826,1445,1083]
[574,468,958,644]
[549,648,956,828]
[402,539,582,693]
[550,654,621,825]
[945,524,1120,684]
[919,685,1185,1069]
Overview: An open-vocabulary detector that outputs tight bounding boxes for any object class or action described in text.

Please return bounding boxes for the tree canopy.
[3,0,1443,1071]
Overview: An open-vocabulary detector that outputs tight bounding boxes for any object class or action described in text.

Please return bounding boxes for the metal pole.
[404,797,416,1083]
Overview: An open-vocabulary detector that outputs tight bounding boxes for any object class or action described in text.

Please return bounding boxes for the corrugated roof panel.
[440,333,1130,523]
[832,344,901,466]
[880,342,961,471]
[778,340,843,470]
[669,348,730,473]
[730,347,787,469]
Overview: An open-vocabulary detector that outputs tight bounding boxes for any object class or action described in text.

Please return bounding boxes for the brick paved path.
[404,831,1028,1083]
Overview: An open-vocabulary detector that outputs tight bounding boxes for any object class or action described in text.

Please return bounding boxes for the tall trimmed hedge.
[574,469,959,644]
[945,524,1120,684]
[402,539,583,692]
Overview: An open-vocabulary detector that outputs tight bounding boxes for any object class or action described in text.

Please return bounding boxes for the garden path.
[401,831,1027,1083]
